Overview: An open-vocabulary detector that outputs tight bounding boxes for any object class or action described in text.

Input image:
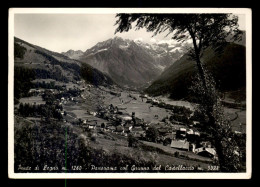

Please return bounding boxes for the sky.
[14,13,246,53]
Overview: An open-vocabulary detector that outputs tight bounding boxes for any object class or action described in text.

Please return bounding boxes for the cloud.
[157,39,180,46]
[150,38,157,43]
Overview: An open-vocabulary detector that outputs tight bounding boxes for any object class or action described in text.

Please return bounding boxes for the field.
[19,96,46,105]
[99,89,171,123]
[224,107,246,133]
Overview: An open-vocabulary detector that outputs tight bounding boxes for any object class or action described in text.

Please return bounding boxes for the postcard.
[8,8,252,179]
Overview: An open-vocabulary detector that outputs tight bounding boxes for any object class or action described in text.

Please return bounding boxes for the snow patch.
[157,64,166,70]
[86,48,108,56]
[170,47,183,53]
[119,44,129,50]
[96,48,108,53]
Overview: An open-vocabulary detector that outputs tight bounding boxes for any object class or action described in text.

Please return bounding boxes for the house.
[89,111,97,116]
[119,115,132,121]
[88,124,96,129]
[152,99,159,104]
[194,147,216,158]
[86,120,97,129]
[176,127,187,139]
[170,139,189,151]
[186,129,194,135]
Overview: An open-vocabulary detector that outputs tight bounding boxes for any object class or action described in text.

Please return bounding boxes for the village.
[16,78,219,163]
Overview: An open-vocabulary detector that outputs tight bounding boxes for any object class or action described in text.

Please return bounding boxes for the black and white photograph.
[8,8,252,179]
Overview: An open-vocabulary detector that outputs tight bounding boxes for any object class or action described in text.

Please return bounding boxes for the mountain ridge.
[61,49,84,60]
[78,36,185,88]
[145,42,246,102]
[14,37,115,87]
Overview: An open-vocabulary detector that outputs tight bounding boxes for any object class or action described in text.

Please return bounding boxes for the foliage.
[233,133,246,164]
[189,72,243,171]
[127,133,138,147]
[34,68,69,82]
[42,90,56,105]
[101,123,105,128]
[169,113,191,124]
[90,135,96,142]
[14,66,35,101]
[33,81,64,90]
[14,118,158,173]
[163,137,172,146]
[18,103,63,120]
[14,119,67,172]
[35,50,80,74]
[145,126,159,143]
[174,151,180,158]
[18,90,63,120]
[34,49,80,82]
[80,63,114,86]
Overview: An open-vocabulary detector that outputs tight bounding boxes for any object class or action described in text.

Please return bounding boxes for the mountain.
[145,43,246,101]
[14,37,114,86]
[78,37,184,88]
[133,40,186,69]
[61,49,84,60]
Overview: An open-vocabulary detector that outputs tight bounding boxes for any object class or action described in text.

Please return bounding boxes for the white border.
[8,8,252,179]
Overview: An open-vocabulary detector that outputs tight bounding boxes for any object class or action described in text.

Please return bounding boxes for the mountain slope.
[78,37,183,88]
[145,43,246,101]
[14,37,114,86]
[61,50,84,60]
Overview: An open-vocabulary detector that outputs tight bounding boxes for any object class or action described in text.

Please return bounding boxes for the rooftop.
[170,140,189,150]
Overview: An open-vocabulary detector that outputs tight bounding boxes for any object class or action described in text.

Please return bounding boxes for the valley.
[14,77,246,172]
[13,36,246,173]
